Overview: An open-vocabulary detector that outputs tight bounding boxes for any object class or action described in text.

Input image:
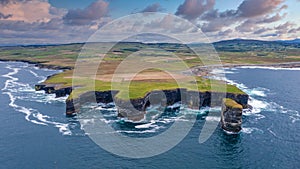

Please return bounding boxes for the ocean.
[1,61,300,169]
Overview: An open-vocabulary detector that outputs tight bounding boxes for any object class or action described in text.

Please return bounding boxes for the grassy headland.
[1,39,299,100]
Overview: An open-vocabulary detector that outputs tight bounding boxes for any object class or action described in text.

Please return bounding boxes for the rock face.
[35,84,248,129]
[221,98,243,133]
[35,84,73,97]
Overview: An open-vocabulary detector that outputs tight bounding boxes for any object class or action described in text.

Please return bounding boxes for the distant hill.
[277,38,300,44]
[212,38,300,53]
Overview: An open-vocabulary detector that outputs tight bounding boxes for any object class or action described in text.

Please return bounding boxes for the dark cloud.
[200,9,240,32]
[199,0,286,33]
[0,0,25,5]
[235,19,258,32]
[0,19,96,44]
[253,27,272,34]
[0,12,12,19]
[257,13,286,24]
[275,22,295,34]
[275,22,295,30]
[140,3,163,12]
[237,0,284,17]
[201,9,236,21]
[261,33,278,37]
[288,27,300,34]
[63,0,109,25]
[218,29,233,36]
[175,0,215,20]
[201,18,236,32]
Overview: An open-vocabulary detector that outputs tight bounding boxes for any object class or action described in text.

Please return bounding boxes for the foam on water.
[241,127,263,134]
[239,66,300,71]
[224,67,300,124]
[2,63,72,136]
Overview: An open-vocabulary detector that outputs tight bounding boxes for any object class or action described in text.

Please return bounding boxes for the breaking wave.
[2,63,72,135]
[217,67,300,134]
[78,102,221,136]
[239,66,300,71]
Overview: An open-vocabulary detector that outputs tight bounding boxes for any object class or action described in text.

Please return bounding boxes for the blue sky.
[0,0,299,44]
[48,0,247,17]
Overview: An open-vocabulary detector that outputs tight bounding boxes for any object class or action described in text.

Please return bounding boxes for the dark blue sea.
[1,61,300,169]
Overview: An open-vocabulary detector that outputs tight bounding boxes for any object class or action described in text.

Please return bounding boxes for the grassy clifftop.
[1,40,299,101]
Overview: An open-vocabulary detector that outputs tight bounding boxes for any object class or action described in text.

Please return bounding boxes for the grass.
[62,75,244,101]
[223,98,243,109]
[1,41,299,102]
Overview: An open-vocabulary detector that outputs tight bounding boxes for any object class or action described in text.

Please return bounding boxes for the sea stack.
[221,98,243,133]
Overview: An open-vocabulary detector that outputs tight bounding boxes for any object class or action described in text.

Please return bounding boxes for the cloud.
[0,0,61,23]
[275,21,295,34]
[63,0,109,25]
[0,12,12,19]
[140,3,163,12]
[257,13,286,24]
[261,33,278,37]
[0,19,96,44]
[288,27,300,34]
[175,0,215,20]
[235,19,258,32]
[198,0,288,33]
[237,0,284,17]
[218,29,233,36]
[253,27,272,34]
[0,0,111,45]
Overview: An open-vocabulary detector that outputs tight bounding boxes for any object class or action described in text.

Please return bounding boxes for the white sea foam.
[135,121,156,129]
[2,63,72,136]
[239,66,300,71]
[241,127,262,134]
[205,116,221,122]
[247,98,268,114]
[211,68,236,75]
[241,127,254,134]
[28,70,40,78]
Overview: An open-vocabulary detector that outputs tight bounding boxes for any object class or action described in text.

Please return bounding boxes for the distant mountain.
[277,38,300,44]
[214,38,300,45]
[212,38,300,53]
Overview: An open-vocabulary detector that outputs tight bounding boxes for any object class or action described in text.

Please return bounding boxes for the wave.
[239,66,300,71]
[2,63,71,136]
[211,68,236,75]
[28,69,39,77]
[241,127,263,134]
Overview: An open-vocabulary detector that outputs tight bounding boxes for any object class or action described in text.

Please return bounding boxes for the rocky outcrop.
[221,98,243,133]
[35,84,248,131]
[35,84,72,97]
[35,85,247,117]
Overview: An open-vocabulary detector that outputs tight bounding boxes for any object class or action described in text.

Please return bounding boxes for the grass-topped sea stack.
[221,98,243,133]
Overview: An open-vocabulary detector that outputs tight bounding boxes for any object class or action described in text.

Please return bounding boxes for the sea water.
[1,61,300,168]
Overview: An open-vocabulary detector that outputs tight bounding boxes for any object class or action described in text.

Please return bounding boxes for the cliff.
[35,84,248,127]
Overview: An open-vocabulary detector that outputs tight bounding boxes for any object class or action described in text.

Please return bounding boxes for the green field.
[1,40,299,100]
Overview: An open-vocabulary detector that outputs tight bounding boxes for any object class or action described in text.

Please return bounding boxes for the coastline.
[192,61,300,77]
[0,58,73,70]
[3,59,300,132]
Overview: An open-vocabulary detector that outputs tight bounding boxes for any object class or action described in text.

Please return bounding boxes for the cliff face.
[35,84,248,132]
[36,84,248,119]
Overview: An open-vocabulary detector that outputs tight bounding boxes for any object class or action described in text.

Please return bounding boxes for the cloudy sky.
[0,0,299,45]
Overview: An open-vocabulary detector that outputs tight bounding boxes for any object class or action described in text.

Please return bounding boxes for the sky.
[0,0,299,45]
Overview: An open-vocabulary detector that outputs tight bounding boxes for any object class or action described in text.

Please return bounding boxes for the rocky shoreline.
[0,59,73,70]
[193,62,300,76]
[7,59,300,133]
[35,82,249,132]
[32,61,300,133]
